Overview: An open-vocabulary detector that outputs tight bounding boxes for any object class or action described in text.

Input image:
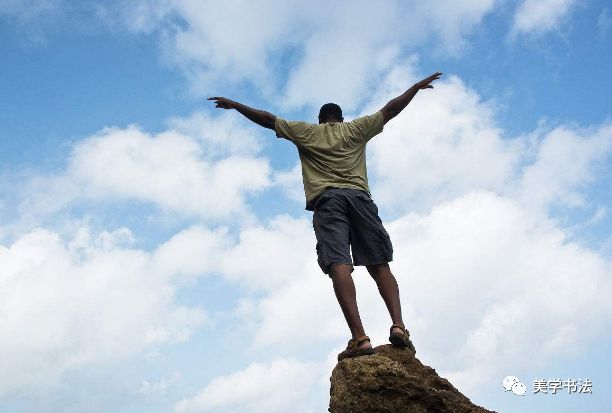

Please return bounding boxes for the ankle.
[352,330,367,340]
[391,324,405,333]
[356,337,371,348]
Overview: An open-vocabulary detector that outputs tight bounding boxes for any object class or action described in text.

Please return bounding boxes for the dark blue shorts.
[311,188,393,276]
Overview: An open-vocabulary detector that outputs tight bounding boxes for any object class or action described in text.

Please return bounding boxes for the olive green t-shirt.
[275,111,384,210]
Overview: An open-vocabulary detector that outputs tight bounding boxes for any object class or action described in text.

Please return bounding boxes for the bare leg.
[367,263,405,335]
[329,263,371,349]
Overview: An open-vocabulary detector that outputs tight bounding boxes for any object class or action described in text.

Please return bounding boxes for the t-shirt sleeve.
[275,118,317,145]
[346,111,384,144]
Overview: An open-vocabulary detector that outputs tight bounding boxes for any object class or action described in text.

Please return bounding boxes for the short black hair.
[319,103,343,121]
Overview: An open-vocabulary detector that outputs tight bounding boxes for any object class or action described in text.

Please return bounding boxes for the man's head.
[318,103,343,124]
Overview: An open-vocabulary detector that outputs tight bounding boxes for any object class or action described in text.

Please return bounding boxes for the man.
[208,71,442,361]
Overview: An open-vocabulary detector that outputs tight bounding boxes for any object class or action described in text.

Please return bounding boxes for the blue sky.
[1,1,611,412]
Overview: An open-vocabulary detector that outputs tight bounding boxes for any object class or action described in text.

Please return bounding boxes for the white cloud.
[362,65,612,219]
[405,0,498,53]
[173,358,321,413]
[139,371,182,399]
[366,68,522,215]
[166,110,263,160]
[231,191,612,398]
[117,215,348,353]
[389,193,612,394]
[250,268,343,351]
[2,1,610,411]
[151,214,316,291]
[400,192,610,333]
[0,226,206,397]
[5,62,607,408]
[14,114,271,222]
[69,125,270,218]
[272,161,304,205]
[106,0,497,109]
[510,123,612,214]
[217,214,316,290]
[152,225,231,279]
[512,0,578,36]
[214,65,612,400]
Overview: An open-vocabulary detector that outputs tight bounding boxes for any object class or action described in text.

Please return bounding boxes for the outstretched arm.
[380,72,442,124]
[208,97,276,130]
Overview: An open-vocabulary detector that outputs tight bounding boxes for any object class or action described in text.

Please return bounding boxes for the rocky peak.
[330,345,495,413]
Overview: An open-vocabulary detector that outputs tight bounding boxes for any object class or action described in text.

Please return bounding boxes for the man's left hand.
[414,72,442,90]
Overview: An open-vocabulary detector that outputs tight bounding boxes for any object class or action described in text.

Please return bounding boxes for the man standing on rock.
[209,71,442,361]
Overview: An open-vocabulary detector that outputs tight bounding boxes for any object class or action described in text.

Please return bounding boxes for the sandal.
[337,335,375,362]
[389,324,416,353]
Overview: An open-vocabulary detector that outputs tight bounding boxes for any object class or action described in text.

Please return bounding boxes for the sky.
[0,1,611,412]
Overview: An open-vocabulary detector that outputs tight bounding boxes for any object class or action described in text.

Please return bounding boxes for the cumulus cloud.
[104,0,497,109]
[362,65,612,220]
[167,111,263,159]
[68,125,269,218]
[249,266,342,352]
[387,192,612,393]
[512,0,578,36]
[511,123,612,214]
[272,161,304,205]
[0,225,207,397]
[151,214,316,291]
[2,3,610,409]
[173,358,321,413]
[108,214,316,292]
[14,113,271,222]
[217,214,316,290]
[139,371,182,400]
[152,225,230,279]
[4,59,609,409]
[365,67,521,215]
[230,191,612,398]
[216,65,612,400]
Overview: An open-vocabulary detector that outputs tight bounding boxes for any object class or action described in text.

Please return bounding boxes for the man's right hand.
[208,96,236,109]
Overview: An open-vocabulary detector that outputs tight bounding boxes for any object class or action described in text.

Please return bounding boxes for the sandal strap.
[390,324,406,333]
[354,335,370,344]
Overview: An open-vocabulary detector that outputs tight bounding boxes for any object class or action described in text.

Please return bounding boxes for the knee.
[329,263,354,279]
[366,263,390,280]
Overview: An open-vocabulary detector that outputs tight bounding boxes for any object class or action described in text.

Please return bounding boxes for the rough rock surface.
[329,345,496,413]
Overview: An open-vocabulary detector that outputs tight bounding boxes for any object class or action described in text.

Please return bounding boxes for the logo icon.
[503,375,526,396]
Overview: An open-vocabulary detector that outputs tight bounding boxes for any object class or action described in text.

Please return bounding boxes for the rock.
[329,345,496,413]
